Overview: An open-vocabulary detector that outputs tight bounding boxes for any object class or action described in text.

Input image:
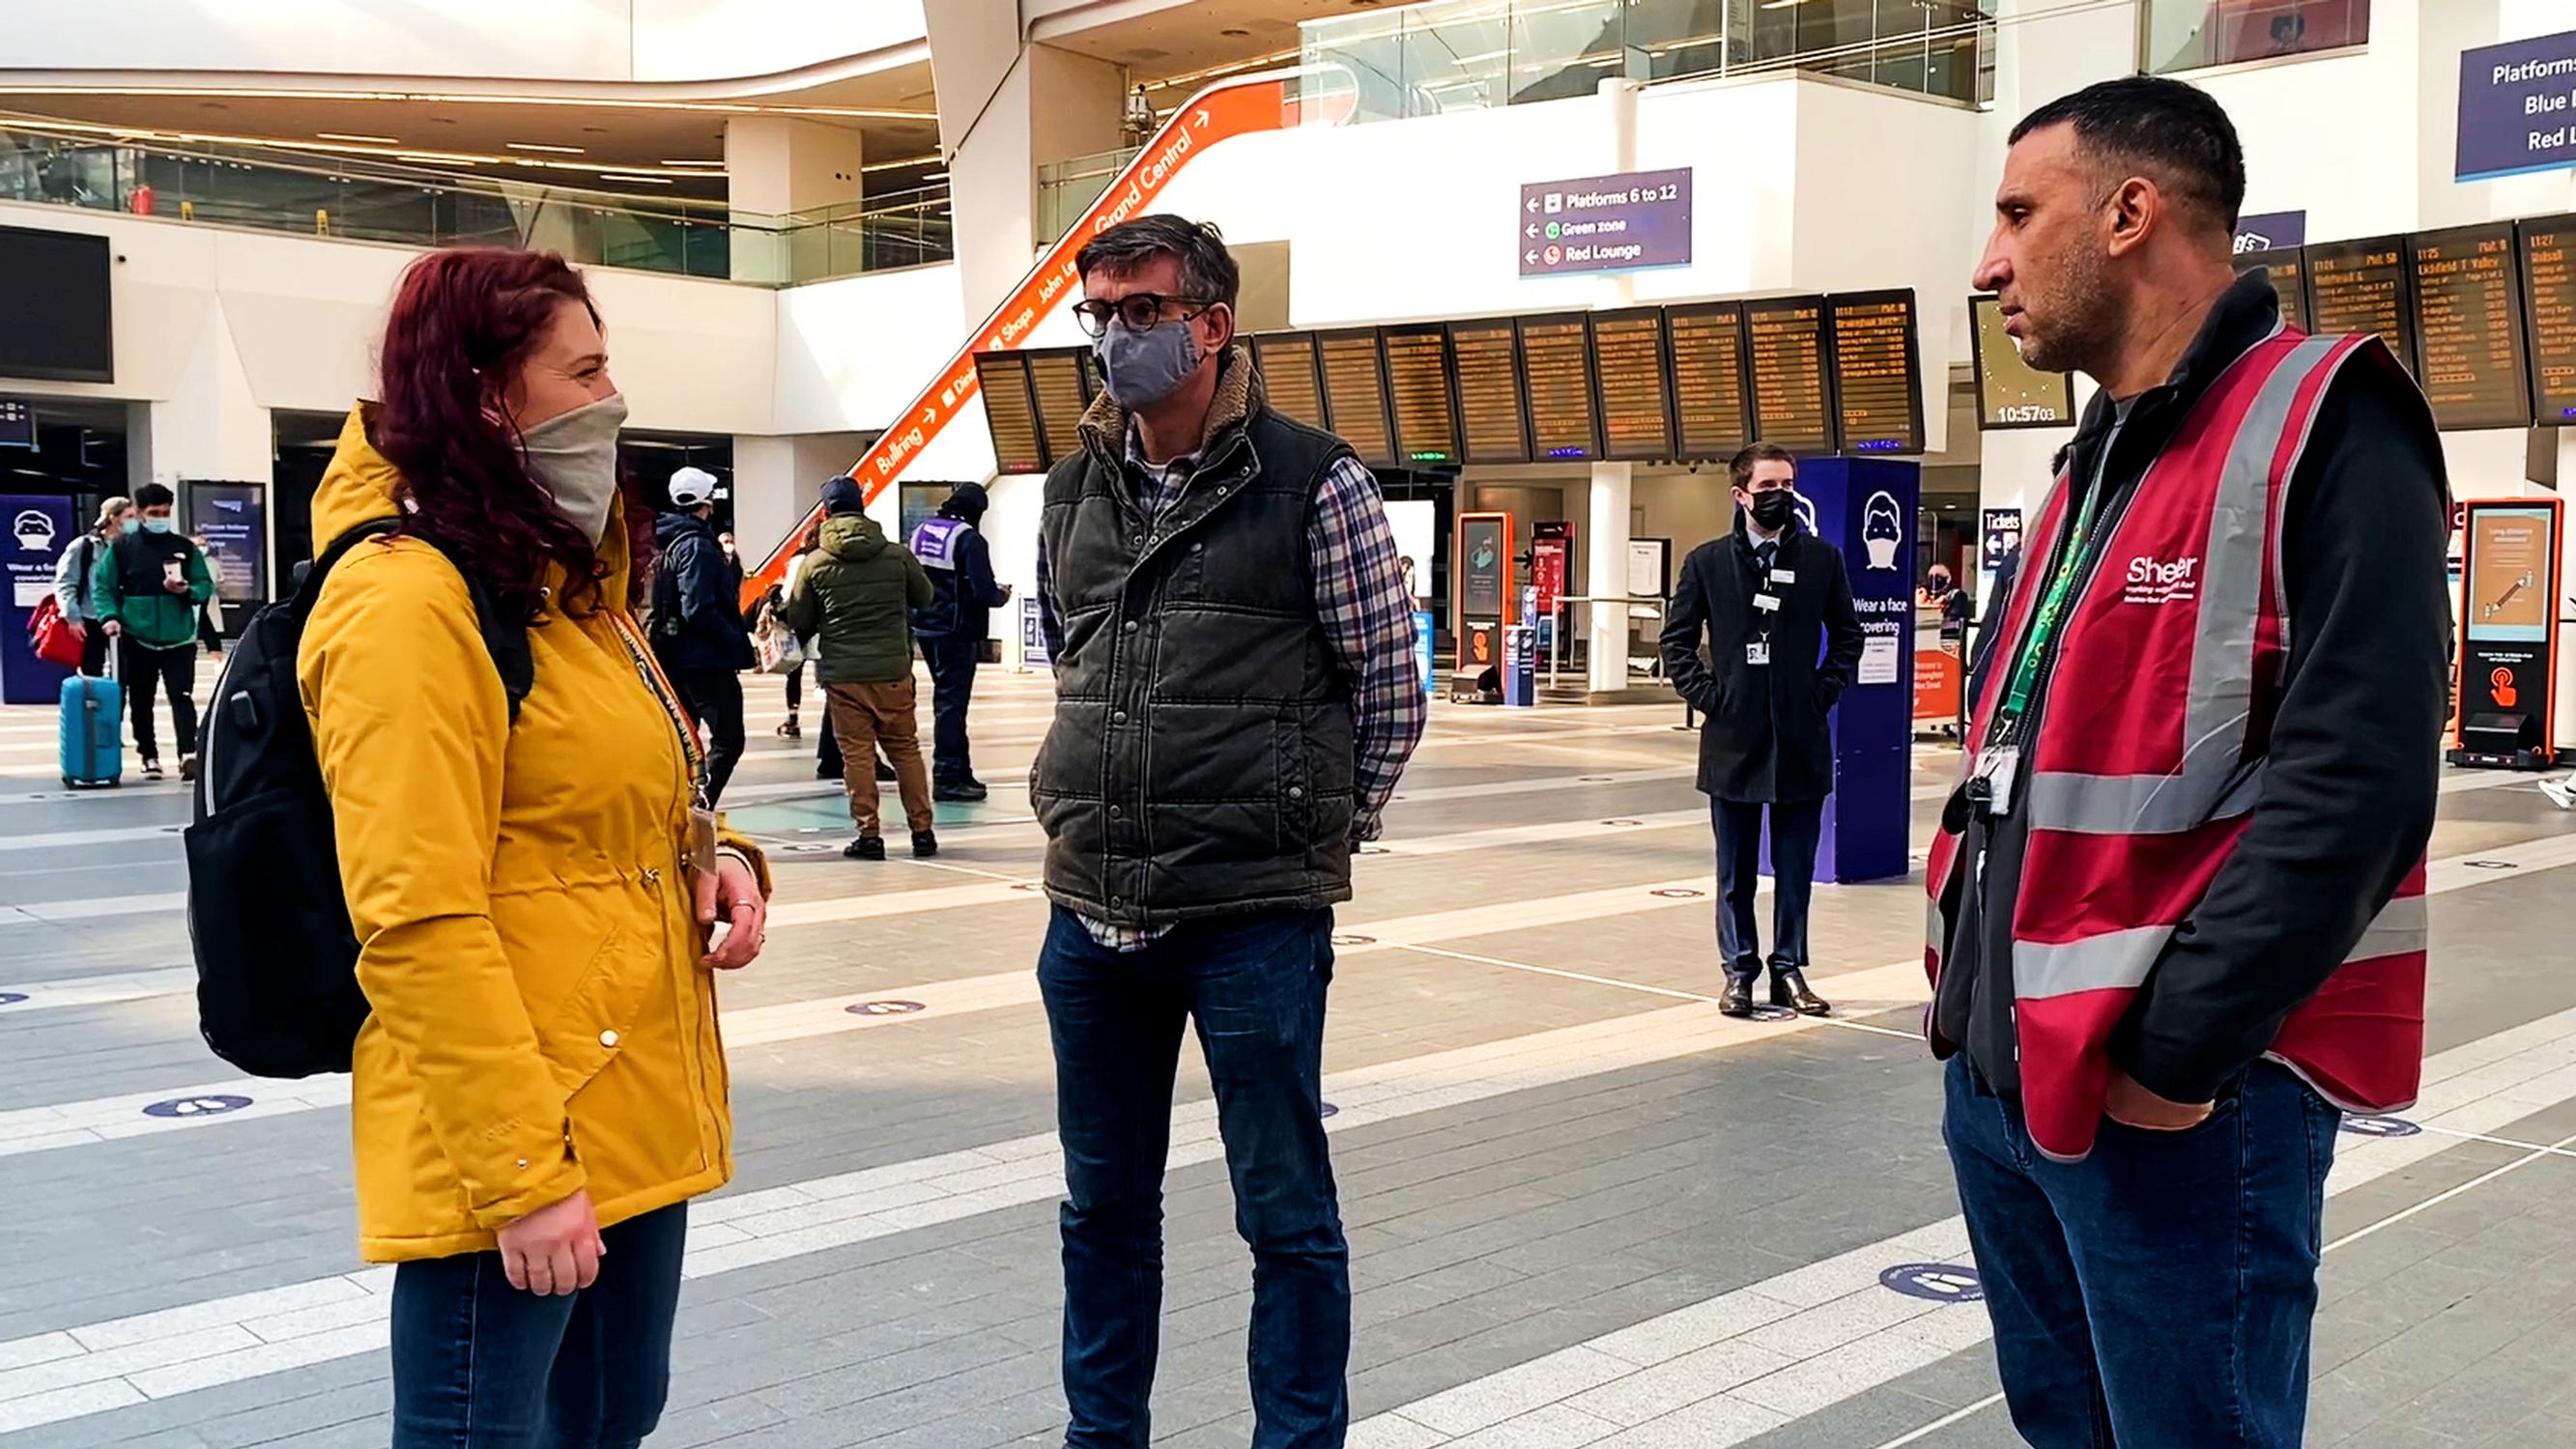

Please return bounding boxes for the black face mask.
[1748,490,1797,531]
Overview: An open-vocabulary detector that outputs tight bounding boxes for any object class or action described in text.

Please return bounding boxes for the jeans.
[823,679,932,835]
[919,636,983,784]
[1710,796,1821,980]
[1942,1055,2338,1447]
[666,667,745,805]
[118,637,197,761]
[1038,906,1349,1449]
[389,1203,688,1449]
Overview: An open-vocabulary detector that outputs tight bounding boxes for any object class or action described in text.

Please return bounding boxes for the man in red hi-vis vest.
[1936,77,2448,1446]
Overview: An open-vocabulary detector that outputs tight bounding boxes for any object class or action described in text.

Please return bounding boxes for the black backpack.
[186,520,531,1078]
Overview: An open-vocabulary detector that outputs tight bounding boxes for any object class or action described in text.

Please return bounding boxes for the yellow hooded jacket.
[298,406,765,1263]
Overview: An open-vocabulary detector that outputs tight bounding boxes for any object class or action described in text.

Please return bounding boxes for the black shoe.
[1772,969,1831,1017]
[776,717,801,740]
[844,836,886,861]
[1720,978,1757,1017]
[141,757,164,781]
[816,763,840,780]
[911,830,939,858]
[932,780,987,803]
[876,763,898,782]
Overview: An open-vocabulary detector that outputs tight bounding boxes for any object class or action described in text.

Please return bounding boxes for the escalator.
[741,71,1323,607]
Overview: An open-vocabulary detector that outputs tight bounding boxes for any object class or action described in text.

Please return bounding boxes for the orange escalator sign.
[742,76,1300,609]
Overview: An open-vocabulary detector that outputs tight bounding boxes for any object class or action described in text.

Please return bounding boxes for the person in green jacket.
[94,482,215,781]
[782,477,936,861]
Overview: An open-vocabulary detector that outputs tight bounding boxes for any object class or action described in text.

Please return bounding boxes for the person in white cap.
[650,466,755,803]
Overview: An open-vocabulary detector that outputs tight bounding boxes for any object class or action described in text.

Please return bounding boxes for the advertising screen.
[1318,329,1396,466]
[1251,332,1328,429]
[2304,237,2418,377]
[0,226,112,383]
[1589,308,1674,462]
[1518,314,1602,462]
[2516,215,2576,424]
[1666,301,1752,462]
[1969,296,2076,429]
[2408,223,2531,431]
[1448,319,1531,464]
[1743,297,1835,453]
[970,353,1045,475]
[1827,290,1923,453]
[1383,324,1460,465]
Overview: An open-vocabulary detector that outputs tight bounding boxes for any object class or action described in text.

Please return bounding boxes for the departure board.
[2408,223,2530,432]
[2304,237,2417,376]
[1518,313,1602,461]
[1969,295,2075,429]
[1382,325,1460,465]
[2516,215,2576,423]
[1027,348,1093,468]
[970,352,1045,474]
[1251,332,1327,429]
[1827,289,1923,453]
[1318,329,1396,466]
[1589,308,1675,462]
[1743,296,1835,452]
[2234,247,2309,333]
[1666,301,1752,461]
[1447,319,1531,464]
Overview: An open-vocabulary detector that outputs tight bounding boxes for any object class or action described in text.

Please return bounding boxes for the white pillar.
[132,299,272,489]
[1588,462,1635,695]
[725,116,867,284]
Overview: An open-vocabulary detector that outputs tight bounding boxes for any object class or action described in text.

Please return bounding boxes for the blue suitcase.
[60,658,123,789]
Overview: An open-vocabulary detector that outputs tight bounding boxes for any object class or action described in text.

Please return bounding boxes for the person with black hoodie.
[909,481,1013,801]
[650,467,755,804]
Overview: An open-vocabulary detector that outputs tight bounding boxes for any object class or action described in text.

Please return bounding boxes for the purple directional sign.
[2459,29,2576,181]
[1518,168,1693,278]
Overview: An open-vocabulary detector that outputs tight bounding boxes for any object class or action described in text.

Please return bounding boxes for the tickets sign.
[743,77,1301,608]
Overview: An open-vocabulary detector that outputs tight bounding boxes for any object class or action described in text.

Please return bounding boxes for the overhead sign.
[2233,211,2307,255]
[2458,29,2576,182]
[1981,507,2023,575]
[1969,297,2075,429]
[1518,167,1693,278]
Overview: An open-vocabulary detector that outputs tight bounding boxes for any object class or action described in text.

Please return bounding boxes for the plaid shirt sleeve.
[1308,456,1428,841]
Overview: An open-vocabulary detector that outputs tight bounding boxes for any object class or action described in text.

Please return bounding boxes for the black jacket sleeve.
[959,528,1009,609]
[2114,363,2451,1104]
[1658,550,1721,714]
[1817,547,1864,703]
[670,532,718,624]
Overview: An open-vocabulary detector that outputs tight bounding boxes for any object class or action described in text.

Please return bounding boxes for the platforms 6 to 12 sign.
[1518,168,1693,278]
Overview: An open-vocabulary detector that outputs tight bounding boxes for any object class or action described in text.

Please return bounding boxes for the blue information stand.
[1,494,76,705]
[1780,459,1919,884]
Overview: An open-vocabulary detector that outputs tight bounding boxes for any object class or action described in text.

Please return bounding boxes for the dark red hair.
[372,248,650,620]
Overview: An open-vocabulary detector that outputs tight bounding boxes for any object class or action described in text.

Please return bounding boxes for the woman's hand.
[497,1188,603,1295]
[701,852,766,971]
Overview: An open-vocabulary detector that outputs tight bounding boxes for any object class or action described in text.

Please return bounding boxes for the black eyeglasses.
[1072,293,1216,339]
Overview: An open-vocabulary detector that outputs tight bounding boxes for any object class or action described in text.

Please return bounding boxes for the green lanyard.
[1993,425,2122,743]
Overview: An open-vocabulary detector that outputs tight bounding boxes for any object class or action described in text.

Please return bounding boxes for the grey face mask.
[519,392,629,540]
[1095,317,1205,410]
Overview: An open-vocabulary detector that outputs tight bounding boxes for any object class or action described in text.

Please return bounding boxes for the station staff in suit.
[1659,441,1865,1018]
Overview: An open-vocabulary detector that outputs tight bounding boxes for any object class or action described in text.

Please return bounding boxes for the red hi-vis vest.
[1926,328,2428,1162]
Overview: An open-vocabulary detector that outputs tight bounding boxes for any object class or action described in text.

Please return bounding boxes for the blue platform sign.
[2459,29,2576,181]
[2,494,76,705]
[1519,168,1692,277]
[1762,459,1918,884]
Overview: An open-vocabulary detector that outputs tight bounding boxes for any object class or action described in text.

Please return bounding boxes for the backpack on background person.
[186,519,530,1078]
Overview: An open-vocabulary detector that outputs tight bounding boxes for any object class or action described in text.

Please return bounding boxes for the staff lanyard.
[1991,419,2125,747]
[1747,535,1789,667]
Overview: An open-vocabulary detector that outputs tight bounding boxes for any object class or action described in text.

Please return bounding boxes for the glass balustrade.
[0,120,952,286]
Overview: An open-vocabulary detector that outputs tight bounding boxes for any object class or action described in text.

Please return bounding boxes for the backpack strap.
[305,520,534,724]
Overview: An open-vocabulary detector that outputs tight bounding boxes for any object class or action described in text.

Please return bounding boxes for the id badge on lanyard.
[1746,637,1771,668]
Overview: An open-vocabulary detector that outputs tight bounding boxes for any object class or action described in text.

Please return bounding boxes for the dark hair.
[2009,76,2246,232]
[1075,214,1240,308]
[134,482,175,510]
[373,247,644,622]
[1728,442,1797,492]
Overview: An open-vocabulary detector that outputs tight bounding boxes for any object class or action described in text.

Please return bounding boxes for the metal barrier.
[1541,595,1669,694]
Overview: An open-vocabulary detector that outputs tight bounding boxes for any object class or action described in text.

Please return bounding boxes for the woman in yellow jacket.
[299,247,770,1449]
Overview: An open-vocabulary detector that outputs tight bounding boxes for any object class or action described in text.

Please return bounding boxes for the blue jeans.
[1711,797,1822,980]
[389,1204,688,1449]
[1942,1055,2339,1447]
[1038,906,1349,1449]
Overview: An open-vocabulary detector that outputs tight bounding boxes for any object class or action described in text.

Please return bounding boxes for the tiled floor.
[2,665,2573,1446]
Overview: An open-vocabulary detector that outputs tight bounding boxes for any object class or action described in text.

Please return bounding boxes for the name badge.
[1746,639,1771,667]
[1753,592,1781,612]
[1769,568,1796,583]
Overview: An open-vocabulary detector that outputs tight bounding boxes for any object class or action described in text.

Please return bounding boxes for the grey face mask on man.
[1094,316,1206,411]
[520,392,630,540]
